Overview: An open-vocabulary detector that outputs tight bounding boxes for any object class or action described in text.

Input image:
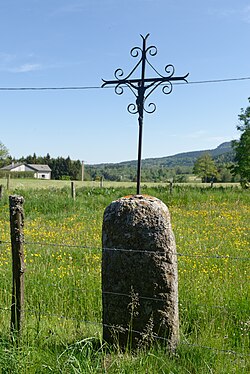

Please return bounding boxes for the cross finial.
[102,34,188,194]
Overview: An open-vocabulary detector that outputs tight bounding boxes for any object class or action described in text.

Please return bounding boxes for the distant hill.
[92,142,234,169]
[85,142,235,182]
[140,141,234,168]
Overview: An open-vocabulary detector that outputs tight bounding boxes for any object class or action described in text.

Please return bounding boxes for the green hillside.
[90,142,233,169]
[116,142,233,168]
[86,142,235,182]
[5,142,234,183]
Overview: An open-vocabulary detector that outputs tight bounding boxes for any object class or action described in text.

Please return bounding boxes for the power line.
[0,76,249,91]
[0,85,100,91]
[176,76,250,85]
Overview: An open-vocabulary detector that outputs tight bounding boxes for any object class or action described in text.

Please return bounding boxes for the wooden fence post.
[9,195,25,336]
[169,180,173,194]
[0,185,3,200]
[7,174,10,190]
[71,181,76,200]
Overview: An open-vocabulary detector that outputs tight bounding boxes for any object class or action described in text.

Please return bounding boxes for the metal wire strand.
[1,239,249,261]
[10,308,249,357]
[0,76,249,91]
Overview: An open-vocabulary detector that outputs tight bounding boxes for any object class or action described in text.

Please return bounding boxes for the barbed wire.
[44,282,250,309]
[0,239,249,260]
[4,308,248,357]
[1,299,249,317]
[102,247,250,261]
[179,341,250,357]
[0,281,248,356]
[0,76,249,91]
[1,281,248,314]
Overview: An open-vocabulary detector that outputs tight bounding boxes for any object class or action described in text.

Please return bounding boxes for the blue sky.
[0,0,250,164]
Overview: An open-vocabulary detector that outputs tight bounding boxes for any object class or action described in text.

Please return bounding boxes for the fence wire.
[4,307,248,358]
[0,284,249,314]
[0,306,248,356]
[0,238,249,357]
[0,239,249,261]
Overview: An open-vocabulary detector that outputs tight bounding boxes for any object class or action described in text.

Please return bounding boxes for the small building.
[1,163,52,179]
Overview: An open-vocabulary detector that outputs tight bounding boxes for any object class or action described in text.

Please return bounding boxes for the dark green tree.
[231,98,250,188]
[25,153,37,164]
[0,141,9,159]
[193,153,218,183]
[0,141,11,167]
[217,164,234,182]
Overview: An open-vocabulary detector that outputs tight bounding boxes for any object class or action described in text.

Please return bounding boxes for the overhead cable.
[0,76,249,91]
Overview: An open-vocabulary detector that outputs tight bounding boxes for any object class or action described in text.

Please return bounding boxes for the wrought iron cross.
[102,34,188,194]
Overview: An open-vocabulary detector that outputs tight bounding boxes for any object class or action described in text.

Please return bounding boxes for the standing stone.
[102,194,179,351]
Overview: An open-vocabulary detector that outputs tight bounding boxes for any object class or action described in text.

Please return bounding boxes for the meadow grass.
[0,177,240,191]
[0,185,249,373]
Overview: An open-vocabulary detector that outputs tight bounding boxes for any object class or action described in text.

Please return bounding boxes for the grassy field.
[0,184,249,373]
[0,177,240,190]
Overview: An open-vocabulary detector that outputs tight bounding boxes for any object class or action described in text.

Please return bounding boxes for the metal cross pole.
[102,34,189,194]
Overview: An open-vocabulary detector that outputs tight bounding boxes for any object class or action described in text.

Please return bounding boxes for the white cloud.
[208,4,250,23]
[9,63,42,73]
[0,52,43,73]
[0,52,16,63]
[0,58,86,73]
[60,3,86,13]
[171,131,231,144]
[242,5,250,23]
[185,130,208,139]
[205,136,230,143]
[50,2,88,16]
[51,0,119,16]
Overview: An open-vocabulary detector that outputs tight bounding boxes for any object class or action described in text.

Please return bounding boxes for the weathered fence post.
[71,181,76,200]
[7,174,10,190]
[100,176,104,188]
[0,185,3,200]
[9,195,25,336]
[169,180,173,194]
[102,194,179,351]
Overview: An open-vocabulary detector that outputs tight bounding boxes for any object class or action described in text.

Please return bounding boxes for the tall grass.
[0,185,249,373]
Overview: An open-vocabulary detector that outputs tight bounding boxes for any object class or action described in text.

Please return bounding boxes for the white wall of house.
[34,172,51,179]
[10,165,24,172]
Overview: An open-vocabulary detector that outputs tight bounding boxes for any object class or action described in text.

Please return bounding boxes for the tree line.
[0,149,239,184]
[0,152,83,181]
[19,154,82,181]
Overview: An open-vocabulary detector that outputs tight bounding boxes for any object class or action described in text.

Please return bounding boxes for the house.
[1,163,52,179]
